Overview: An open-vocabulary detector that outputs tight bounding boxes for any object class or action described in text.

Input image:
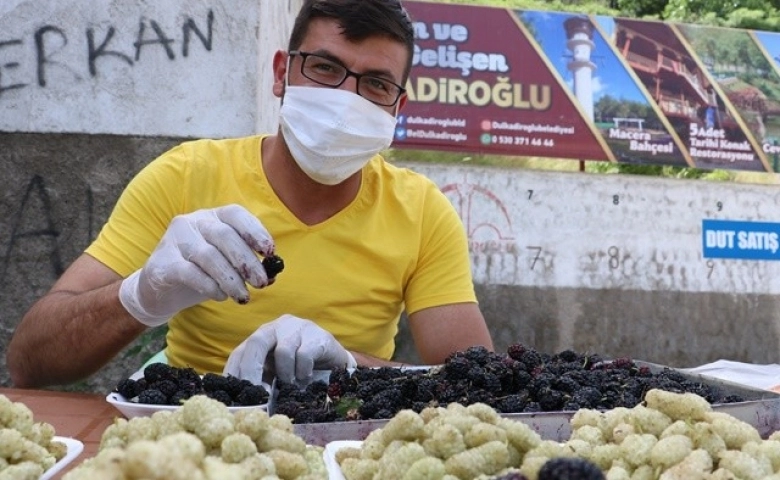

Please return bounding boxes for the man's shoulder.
[366,157,453,215]
[369,156,437,188]
[156,135,265,169]
[177,134,265,151]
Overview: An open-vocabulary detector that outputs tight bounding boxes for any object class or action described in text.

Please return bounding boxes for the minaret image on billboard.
[564,16,597,122]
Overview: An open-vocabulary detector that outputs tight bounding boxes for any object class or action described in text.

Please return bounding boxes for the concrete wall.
[393,163,780,368]
[4,0,780,393]
[0,0,295,136]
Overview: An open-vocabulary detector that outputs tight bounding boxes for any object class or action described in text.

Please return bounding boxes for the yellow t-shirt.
[86,135,477,373]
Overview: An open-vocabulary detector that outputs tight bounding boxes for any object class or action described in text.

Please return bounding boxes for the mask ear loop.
[280,54,293,107]
[284,54,292,90]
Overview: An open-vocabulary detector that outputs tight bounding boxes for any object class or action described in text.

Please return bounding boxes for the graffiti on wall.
[0,175,94,284]
[0,10,214,99]
[441,181,516,253]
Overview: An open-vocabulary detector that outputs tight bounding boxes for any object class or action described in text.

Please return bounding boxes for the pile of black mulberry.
[488,457,605,480]
[113,362,269,407]
[273,344,746,423]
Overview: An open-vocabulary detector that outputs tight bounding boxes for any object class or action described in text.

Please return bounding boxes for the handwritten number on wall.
[527,246,542,270]
[608,246,620,269]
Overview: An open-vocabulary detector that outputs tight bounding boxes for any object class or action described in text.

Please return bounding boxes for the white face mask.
[279,85,398,185]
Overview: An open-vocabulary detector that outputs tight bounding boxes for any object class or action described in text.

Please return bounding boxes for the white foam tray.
[41,436,84,480]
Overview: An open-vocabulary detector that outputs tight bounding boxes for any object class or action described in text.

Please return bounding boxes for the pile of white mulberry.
[0,394,67,478]
[63,395,326,480]
[335,389,780,480]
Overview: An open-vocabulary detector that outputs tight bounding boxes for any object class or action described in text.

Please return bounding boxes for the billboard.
[397,1,780,172]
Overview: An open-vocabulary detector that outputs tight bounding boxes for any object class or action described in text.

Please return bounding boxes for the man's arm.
[9,204,276,388]
[7,254,147,388]
[351,303,493,367]
[407,302,494,365]
[348,351,406,367]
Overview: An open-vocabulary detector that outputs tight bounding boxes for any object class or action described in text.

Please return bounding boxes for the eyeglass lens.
[299,53,401,106]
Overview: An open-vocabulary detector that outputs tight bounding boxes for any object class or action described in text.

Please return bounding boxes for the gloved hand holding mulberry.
[223,315,357,386]
[119,204,276,327]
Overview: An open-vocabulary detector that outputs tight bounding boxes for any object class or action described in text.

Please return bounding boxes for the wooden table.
[0,387,121,479]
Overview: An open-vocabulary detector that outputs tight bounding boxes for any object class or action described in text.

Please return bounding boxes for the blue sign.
[702,219,780,260]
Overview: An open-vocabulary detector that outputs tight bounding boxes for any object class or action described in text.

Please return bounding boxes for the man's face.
[280,18,408,114]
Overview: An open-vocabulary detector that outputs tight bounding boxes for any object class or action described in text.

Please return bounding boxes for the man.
[7,0,493,388]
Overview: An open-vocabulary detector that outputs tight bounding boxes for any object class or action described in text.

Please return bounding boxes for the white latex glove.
[223,314,358,386]
[119,204,275,327]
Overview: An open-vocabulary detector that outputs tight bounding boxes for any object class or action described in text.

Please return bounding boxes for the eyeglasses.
[289,50,405,107]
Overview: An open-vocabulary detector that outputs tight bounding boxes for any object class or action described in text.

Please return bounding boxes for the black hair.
[288,0,414,82]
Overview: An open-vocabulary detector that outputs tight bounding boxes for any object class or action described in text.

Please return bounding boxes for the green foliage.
[123,325,168,363]
[386,148,583,171]
[662,0,780,28]
[335,396,363,417]
[725,7,780,31]
[436,0,619,14]
[586,161,735,181]
[447,0,780,31]
[614,0,668,18]
[595,96,663,130]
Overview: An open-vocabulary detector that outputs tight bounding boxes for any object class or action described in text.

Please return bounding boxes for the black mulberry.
[236,384,269,406]
[555,349,581,363]
[444,356,471,380]
[274,401,305,418]
[293,409,326,424]
[207,389,234,406]
[496,394,528,413]
[137,388,167,405]
[262,254,285,279]
[506,343,527,361]
[144,363,175,383]
[176,367,203,390]
[571,387,601,409]
[150,379,178,400]
[225,376,252,397]
[115,379,139,400]
[538,389,566,411]
[519,350,543,370]
[305,380,329,397]
[356,380,392,398]
[537,457,605,480]
[553,377,581,394]
[327,383,342,399]
[463,345,491,365]
[202,372,230,392]
[119,365,268,407]
[491,473,529,480]
[170,389,195,405]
